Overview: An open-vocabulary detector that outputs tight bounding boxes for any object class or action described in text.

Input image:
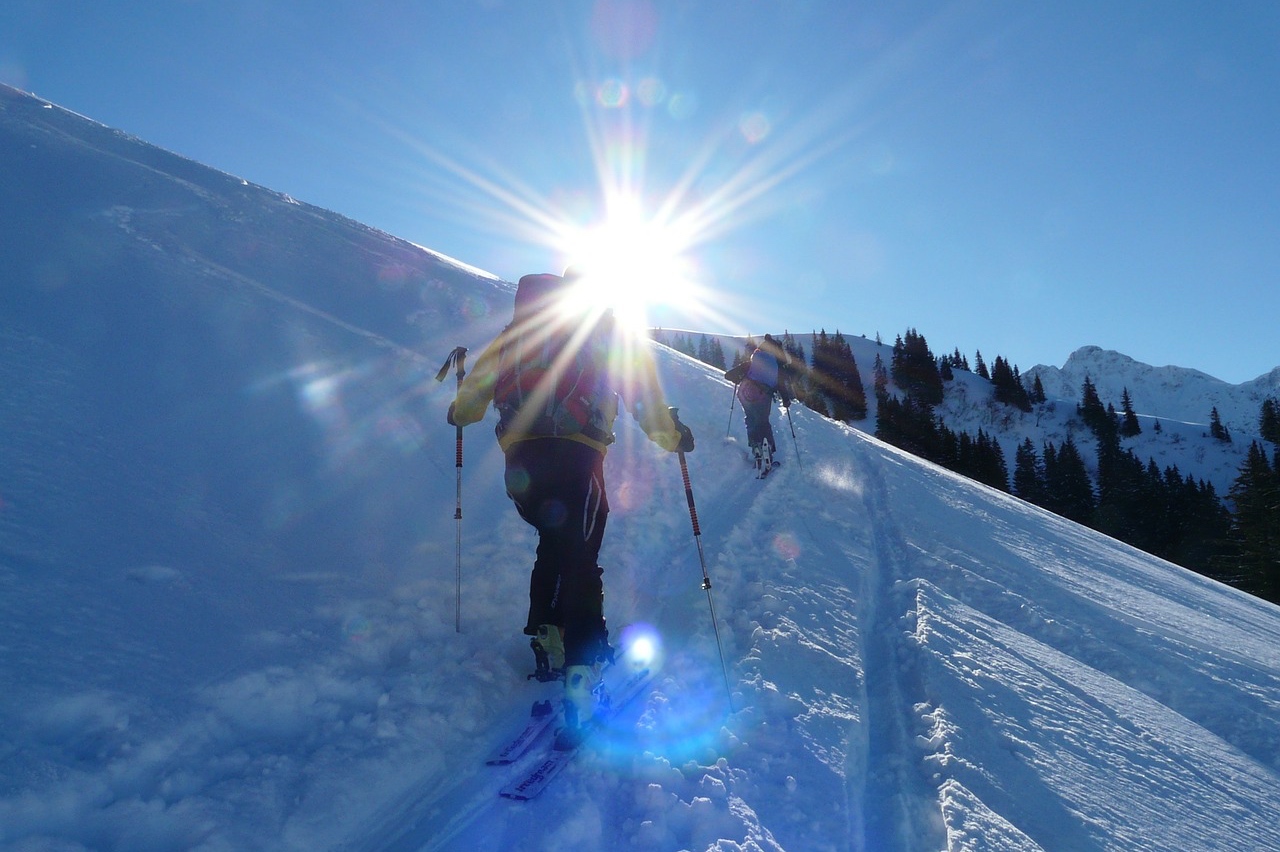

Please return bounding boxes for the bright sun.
[560,198,699,327]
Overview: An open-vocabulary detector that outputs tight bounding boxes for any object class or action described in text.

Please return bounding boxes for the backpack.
[492,274,613,444]
[509,272,564,322]
[745,348,779,389]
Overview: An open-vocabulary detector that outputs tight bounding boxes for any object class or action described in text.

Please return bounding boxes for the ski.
[744,447,778,478]
[499,661,654,800]
[484,698,557,765]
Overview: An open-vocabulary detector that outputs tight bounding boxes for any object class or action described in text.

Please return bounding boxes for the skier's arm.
[620,339,690,452]
[447,334,504,426]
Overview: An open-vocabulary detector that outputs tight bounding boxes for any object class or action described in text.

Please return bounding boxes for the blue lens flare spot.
[618,622,663,672]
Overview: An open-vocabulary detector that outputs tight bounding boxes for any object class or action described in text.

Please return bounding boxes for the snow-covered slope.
[4,84,1280,852]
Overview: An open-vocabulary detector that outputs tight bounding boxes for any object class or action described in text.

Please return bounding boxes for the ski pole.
[784,403,803,469]
[435,346,468,633]
[724,383,737,439]
[671,426,734,711]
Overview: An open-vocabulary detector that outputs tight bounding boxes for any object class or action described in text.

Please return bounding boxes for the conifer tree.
[1078,376,1115,437]
[782,332,805,373]
[828,332,868,421]
[1262,398,1280,445]
[1030,374,1047,405]
[810,329,867,421]
[1044,436,1095,524]
[873,353,888,403]
[1093,430,1146,544]
[974,350,989,380]
[1013,438,1047,505]
[891,328,943,406]
[1210,406,1232,443]
[709,337,726,369]
[1229,441,1280,601]
[991,356,1032,411]
[975,428,1009,490]
[1119,387,1142,437]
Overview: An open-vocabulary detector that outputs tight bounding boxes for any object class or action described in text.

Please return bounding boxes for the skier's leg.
[744,402,771,468]
[553,444,611,743]
[507,440,610,665]
[557,444,610,667]
[505,443,561,635]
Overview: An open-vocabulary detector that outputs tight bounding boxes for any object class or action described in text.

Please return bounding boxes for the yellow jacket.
[450,316,682,455]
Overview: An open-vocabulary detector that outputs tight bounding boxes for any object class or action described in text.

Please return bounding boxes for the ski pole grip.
[435,346,468,382]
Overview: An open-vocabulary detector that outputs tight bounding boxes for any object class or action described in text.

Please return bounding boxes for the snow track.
[852,437,949,852]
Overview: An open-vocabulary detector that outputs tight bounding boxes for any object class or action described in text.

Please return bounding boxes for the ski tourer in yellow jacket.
[445,269,693,747]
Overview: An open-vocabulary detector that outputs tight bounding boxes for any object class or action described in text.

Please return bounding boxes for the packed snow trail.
[847,435,951,851]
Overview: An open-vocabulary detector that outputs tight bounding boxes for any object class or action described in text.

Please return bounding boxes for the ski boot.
[528,624,565,682]
[555,662,607,750]
[756,442,775,478]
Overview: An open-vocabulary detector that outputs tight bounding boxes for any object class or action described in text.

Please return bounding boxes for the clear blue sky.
[4,1,1278,383]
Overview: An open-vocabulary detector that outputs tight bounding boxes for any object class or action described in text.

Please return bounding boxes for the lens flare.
[772,531,801,560]
[667,91,698,120]
[597,78,629,108]
[617,623,663,672]
[343,615,372,643]
[739,111,772,144]
[636,77,666,107]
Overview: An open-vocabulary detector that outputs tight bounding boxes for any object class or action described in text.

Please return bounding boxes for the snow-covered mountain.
[4,84,1280,852]
[938,342,1272,498]
[1027,345,1280,430]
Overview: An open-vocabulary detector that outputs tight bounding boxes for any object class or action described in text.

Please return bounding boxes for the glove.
[446,401,459,426]
[675,420,695,453]
[668,407,695,453]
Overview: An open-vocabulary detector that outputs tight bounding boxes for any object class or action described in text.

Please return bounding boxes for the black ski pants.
[504,438,610,667]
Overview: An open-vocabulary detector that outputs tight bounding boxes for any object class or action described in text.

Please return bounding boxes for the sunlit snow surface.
[3,84,1280,851]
